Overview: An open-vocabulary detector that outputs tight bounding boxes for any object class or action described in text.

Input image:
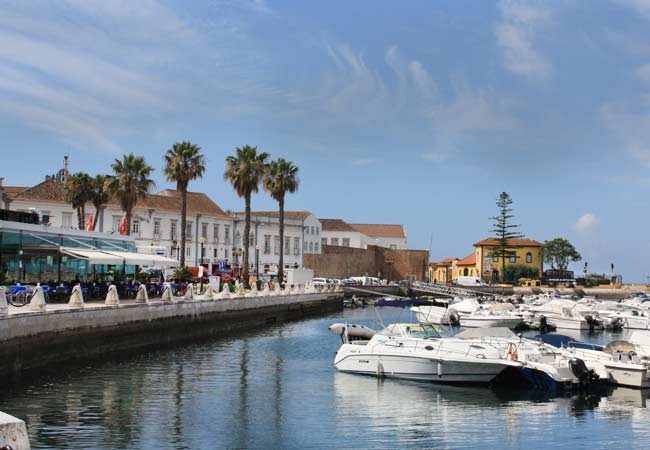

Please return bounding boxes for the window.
[213,224,219,243]
[342,238,350,247]
[294,237,300,255]
[224,225,230,244]
[316,227,319,235]
[390,244,397,250]
[492,254,498,262]
[201,223,208,239]
[213,248,217,258]
[153,220,161,238]
[304,241,308,252]
[132,220,140,236]
[186,246,191,257]
[250,233,254,246]
[331,238,339,246]
[315,243,319,252]
[62,212,73,228]
[526,252,533,264]
[309,242,314,252]
[170,220,177,240]
[284,237,290,255]
[274,236,280,255]
[264,235,271,254]
[305,226,310,235]
[509,253,516,263]
[225,249,229,259]
[322,238,327,246]
[235,232,241,246]
[311,226,315,234]
[186,222,193,240]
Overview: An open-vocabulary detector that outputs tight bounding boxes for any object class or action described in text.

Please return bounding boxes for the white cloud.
[494,0,551,81]
[574,213,599,233]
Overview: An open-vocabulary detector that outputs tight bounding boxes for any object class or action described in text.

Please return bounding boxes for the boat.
[456,328,603,390]
[412,299,524,329]
[526,298,602,330]
[374,297,436,308]
[329,322,520,384]
[536,334,650,389]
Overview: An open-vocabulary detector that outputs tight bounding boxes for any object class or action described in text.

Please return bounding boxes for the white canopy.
[60,247,179,267]
[60,247,124,265]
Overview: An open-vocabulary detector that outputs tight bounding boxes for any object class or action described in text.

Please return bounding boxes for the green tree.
[541,238,581,272]
[163,142,206,267]
[224,145,269,286]
[90,174,112,231]
[107,154,155,235]
[64,172,94,229]
[489,192,524,283]
[504,264,540,284]
[263,158,299,283]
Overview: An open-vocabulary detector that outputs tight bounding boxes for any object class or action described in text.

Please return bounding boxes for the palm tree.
[107,153,155,235]
[263,158,299,284]
[64,172,93,229]
[163,141,206,267]
[224,145,269,286]
[90,174,112,231]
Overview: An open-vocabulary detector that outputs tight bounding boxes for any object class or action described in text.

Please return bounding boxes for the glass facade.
[0,227,135,284]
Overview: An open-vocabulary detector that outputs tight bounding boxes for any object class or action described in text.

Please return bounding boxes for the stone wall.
[304,245,429,281]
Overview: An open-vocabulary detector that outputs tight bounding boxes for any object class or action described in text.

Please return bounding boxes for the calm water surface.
[2,307,650,449]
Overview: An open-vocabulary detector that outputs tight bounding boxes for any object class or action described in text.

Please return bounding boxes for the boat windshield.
[406,324,441,338]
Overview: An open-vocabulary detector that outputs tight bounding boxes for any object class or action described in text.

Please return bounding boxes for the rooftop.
[349,223,406,238]
[474,238,542,247]
[236,210,314,221]
[319,218,357,232]
[457,253,477,266]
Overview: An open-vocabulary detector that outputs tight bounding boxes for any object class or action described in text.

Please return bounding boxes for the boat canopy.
[456,327,515,339]
[59,246,179,267]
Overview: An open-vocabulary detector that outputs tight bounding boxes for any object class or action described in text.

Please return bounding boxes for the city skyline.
[1,0,649,280]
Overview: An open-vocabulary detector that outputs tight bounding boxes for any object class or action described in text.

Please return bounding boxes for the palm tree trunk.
[92,204,100,231]
[76,206,83,229]
[243,194,251,287]
[80,204,86,230]
[278,196,284,285]
[180,189,187,267]
[126,208,132,236]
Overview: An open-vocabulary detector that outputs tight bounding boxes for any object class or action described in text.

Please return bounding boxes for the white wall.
[321,230,367,249]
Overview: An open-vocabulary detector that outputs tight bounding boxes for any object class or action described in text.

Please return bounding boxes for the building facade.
[320,219,408,250]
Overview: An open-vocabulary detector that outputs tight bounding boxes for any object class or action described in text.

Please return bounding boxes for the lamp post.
[255,244,260,286]
[171,240,178,261]
[584,261,588,287]
[199,236,206,291]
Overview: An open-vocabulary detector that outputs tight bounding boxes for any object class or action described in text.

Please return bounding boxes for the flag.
[119,215,127,235]
[86,213,94,231]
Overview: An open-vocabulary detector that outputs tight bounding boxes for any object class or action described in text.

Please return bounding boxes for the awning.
[60,247,179,267]
[60,247,124,265]
[101,250,179,267]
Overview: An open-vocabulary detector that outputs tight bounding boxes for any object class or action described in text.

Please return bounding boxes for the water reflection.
[2,308,650,449]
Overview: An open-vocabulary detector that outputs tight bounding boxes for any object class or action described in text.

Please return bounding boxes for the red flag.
[119,215,127,235]
[86,213,94,231]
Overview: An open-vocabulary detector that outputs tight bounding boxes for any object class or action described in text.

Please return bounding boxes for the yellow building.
[428,258,457,284]
[473,238,543,283]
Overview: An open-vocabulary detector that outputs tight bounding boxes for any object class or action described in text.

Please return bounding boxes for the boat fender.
[437,362,443,378]
[507,343,518,361]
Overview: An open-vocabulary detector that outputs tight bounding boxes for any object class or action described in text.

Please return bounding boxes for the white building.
[1,174,320,275]
[231,211,321,275]
[320,219,408,250]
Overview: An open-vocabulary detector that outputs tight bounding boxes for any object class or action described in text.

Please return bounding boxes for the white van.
[455,276,488,287]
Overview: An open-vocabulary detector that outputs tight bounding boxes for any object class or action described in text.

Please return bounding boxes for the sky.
[1,0,649,281]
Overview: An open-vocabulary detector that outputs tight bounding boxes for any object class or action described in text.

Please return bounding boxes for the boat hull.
[547,316,589,330]
[334,352,509,384]
[606,363,650,388]
[459,317,523,329]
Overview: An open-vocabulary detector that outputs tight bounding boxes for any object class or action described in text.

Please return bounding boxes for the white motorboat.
[527,298,600,330]
[412,298,523,329]
[607,306,650,330]
[456,328,603,389]
[330,322,520,384]
[538,335,650,389]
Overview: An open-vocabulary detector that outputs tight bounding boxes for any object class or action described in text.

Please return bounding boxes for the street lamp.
[255,244,260,286]
[584,261,588,286]
[199,236,206,266]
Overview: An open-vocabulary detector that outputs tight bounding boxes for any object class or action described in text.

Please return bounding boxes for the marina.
[3,306,650,449]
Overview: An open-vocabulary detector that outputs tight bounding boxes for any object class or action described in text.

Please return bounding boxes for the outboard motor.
[569,358,600,385]
[448,310,461,327]
[584,315,598,332]
[539,315,548,333]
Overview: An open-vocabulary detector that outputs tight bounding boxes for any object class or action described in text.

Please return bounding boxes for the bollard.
[218,283,231,300]
[0,287,7,317]
[105,284,120,306]
[260,283,270,296]
[247,283,258,298]
[68,284,85,308]
[272,284,281,297]
[235,283,246,298]
[29,286,46,313]
[184,283,194,300]
[202,284,214,300]
[135,284,149,304]
[161,283,173,303]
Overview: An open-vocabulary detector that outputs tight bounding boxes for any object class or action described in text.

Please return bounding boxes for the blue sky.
[1,0,649,281]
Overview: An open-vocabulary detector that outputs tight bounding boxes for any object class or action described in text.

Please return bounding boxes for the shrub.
[171,267,196,282]
[505,264,539,284]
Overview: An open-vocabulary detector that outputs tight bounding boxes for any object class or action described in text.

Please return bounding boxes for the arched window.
[315,243,319,252]
[309,242,314,252]
[526,252,532,264]
[463,268,469,276]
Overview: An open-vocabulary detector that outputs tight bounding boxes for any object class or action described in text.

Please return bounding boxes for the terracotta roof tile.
[239,210,314,221]
[320,218,357,232]
[11,178,66,202]
[349,223,406,238]
[148,189,227,217]
[473,238,542,247]
[2,186,29,197]
[457,253,477,266]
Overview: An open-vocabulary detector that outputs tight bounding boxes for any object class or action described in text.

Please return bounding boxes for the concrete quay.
[0,286,343,381]
[0,412,30,450]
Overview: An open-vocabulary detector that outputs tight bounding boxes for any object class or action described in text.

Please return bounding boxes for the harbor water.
[2,306,650,449]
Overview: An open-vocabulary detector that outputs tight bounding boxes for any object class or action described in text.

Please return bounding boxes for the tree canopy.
[541,238,582,272]
[488,192,523,282]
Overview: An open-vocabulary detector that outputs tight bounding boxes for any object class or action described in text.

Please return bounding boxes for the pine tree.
[489,192,523,283]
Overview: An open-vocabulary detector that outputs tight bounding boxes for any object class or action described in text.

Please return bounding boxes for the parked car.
[312,278,328,286]
[340,279,357,287]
